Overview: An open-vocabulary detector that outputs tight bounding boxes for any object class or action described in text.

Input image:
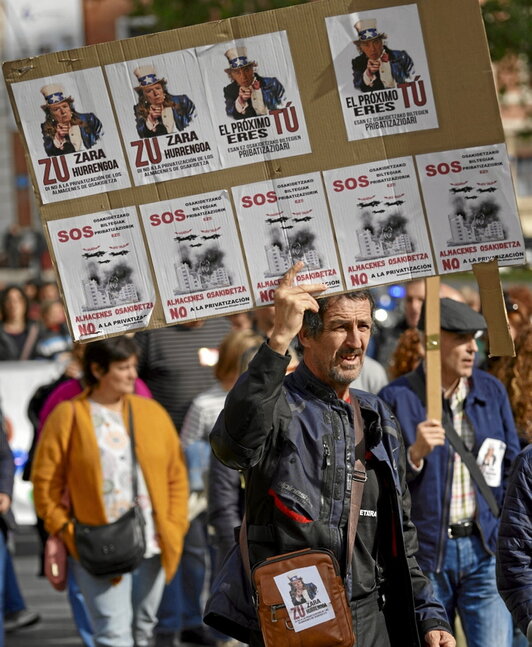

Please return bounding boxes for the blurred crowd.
[0,276,531,647]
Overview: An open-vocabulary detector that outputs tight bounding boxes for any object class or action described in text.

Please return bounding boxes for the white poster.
[197,31,311,168]
[232,173,343,306]
[325,5,438,141]
[416,144,525,273]
[273,565,335,632]
[139,191,252,323]
[11,68,131,203]
[323,157,435,289]
[477,438,506,488]
[105,50,221,184]
[47,209,155,341]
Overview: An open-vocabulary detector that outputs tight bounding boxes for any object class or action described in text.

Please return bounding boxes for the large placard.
[3,0,525,338]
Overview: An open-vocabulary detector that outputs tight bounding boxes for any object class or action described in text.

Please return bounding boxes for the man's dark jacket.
[379,365,520,574]
[496,444,532,638]
[205,343,450,646]
[352,46,414,92]
[224,74,285,120]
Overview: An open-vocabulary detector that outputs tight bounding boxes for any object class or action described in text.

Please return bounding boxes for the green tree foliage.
[129,0,310,31]
[131,0,530,68]
[481,0,531,65]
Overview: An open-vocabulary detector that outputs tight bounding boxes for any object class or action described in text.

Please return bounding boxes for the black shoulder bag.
[74,402,147,576]
[405,370,500,517]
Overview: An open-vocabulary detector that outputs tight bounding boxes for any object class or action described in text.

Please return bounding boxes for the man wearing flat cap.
[379,298,520,647]
[352,19,414,92]
[223,47,285,120]
[133,65,195,138]
[40,85,102,156]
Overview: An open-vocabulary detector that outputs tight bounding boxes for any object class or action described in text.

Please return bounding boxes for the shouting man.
[206,262,455,647]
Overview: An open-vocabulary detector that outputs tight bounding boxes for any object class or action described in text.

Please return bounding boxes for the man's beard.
[327,350,364,386]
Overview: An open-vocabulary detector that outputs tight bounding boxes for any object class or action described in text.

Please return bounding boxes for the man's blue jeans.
[156,514,207,634]
[4,549,25,614]
[427,534,512,647]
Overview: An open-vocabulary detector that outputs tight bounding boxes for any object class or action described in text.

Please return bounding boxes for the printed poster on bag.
[47,209,155,341]
[325,4,438,141]
[196,31,311,168]
[232,172,343,306]
[323,157,435,288]
[105,50,221,184]
[11,68,130,204]
[139,191,252,323]
[415,144,525,274]
[477,438,506,488]
[273,565,335,632]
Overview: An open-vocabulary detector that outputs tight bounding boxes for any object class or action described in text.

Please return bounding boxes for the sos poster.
[416,144,525,273]
[47,209,155,340]
[139,191,252,323]
[323,156,435,288]
[232,172,343,305]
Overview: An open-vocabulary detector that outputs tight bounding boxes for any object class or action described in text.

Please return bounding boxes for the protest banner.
[323,156,435,289]
[232,172,343,305]
[47,208,156,340]
[416,144,525,274]
[2,0,525,340]
[105,50,221,183]
[139,191,252,323]
[11,68,131,203]
[325,4,438,141]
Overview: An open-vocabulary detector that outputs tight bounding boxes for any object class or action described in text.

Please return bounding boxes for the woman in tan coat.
[32,336,189,647]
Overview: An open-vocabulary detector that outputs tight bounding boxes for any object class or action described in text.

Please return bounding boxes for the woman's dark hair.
[83,336,140,387]
[0,285,30,323]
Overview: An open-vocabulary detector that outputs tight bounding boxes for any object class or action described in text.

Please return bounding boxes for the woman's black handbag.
[74,403,146,577]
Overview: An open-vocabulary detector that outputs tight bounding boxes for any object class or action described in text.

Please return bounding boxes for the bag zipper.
[252,547,343,578]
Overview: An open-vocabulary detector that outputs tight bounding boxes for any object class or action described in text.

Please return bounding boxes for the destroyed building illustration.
[355,211,415,260]
[82,258,140,310]
[263,222,322,277]
[173,243,232,294]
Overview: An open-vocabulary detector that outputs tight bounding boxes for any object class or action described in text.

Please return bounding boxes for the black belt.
[448,520,476,538]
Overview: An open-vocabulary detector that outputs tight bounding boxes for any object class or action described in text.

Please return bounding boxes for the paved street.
[6,528,81,647]
[7,528,468,647]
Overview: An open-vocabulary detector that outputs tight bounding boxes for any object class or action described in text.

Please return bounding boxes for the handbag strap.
[405,370,499,517]
[346,397,366,570]
[20,323,40,360]
[127,402,139,501]
[239,396,367,580]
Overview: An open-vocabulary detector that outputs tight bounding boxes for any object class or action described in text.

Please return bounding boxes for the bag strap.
[239,397,367,580]
[346,397,366,570]
[127,401,139,501]
[20,323,39,360]
[405,370,499,517]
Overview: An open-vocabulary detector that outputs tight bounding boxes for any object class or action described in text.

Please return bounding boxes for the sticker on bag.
[477,438,507,487]
[273,565,336,632]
